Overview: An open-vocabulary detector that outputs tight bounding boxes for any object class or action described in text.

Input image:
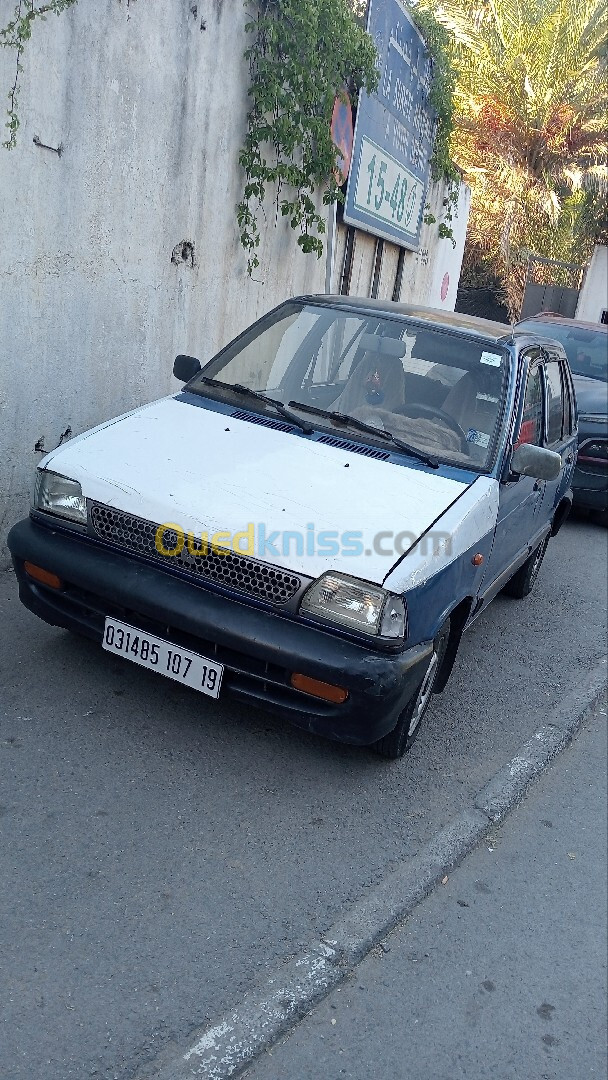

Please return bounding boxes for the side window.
[544,362,564,444]
[515,364,543,447]
[561,362,576,435]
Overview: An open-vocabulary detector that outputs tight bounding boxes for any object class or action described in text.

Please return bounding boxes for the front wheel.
[372,620,450,760]
[504,535,549,599]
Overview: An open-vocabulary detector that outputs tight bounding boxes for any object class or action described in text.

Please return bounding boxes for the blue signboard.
[343,0,436,251]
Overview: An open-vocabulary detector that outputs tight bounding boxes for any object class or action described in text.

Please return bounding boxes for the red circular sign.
[330,94,353,185]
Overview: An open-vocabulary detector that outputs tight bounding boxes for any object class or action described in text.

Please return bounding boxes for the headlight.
[299,572,406,640]
[34,470,87,524]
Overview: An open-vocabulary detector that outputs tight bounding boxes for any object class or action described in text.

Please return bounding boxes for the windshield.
[518,320,608,382]
[190,303,510,470]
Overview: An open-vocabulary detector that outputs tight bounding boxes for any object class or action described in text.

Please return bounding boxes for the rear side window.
[544,362,564,444]
[516,364,543,447]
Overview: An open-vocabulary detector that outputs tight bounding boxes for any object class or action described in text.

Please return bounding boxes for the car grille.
[89,504,301,606]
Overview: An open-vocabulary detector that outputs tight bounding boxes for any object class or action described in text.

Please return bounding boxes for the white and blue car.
[9,297,577,757]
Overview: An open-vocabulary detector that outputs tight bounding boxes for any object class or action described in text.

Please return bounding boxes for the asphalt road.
[1,513,607,1080]
[246,699,608,1080]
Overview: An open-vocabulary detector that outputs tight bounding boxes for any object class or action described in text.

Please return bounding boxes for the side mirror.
[511,443,562,481]
[173,354,201,382]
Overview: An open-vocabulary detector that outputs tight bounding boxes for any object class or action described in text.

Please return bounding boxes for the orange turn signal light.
[290,673,349,704]
[24,562,63,590]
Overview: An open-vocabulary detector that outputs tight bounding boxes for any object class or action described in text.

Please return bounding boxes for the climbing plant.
[238,1,460,270]
[411,4,460,246]
[237,0,378,274]
[409,6,458,187]
[1,0,78,148]
[2,0,460,261]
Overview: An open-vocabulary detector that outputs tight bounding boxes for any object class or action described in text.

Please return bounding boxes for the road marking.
[157,944,341,1080]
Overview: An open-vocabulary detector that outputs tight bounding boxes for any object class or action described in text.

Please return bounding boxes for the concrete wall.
[0,0,469,564]
[576,245,608,323]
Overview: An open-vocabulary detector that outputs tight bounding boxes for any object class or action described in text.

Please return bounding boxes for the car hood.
[41,395,478,583]
[572,373,608,418]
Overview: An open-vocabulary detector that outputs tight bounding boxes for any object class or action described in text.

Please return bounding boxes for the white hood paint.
[383,476,500,593]
[42,396,474,583]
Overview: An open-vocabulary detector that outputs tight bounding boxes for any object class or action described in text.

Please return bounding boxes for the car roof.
[517,313,608,334]
[298,294,513,342]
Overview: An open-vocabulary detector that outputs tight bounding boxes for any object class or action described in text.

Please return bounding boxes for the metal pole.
[324,200,337,294]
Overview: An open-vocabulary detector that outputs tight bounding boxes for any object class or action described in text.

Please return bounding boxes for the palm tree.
[419,0,608,315]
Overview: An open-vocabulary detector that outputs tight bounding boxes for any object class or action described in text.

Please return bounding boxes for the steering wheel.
[398,402,468,452]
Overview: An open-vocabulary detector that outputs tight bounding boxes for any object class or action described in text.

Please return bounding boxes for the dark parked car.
[516,314,608,518]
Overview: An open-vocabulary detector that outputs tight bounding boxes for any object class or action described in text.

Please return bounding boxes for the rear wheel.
[504,535,549,599]
[372,620,450,760]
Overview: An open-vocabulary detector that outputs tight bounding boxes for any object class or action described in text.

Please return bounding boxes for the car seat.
[442,368,501,462]
[442,372,479,428]
[330,351,407,414]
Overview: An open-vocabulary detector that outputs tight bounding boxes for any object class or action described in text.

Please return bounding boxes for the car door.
[537,352,577,519]
[480,351,547,601]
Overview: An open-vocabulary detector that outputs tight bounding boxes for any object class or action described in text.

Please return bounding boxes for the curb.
[476,660,607,821]
[149,657,607,1080]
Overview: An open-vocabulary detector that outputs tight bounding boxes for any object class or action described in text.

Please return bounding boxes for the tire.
[504,535,549,599]
[372,620,450,760]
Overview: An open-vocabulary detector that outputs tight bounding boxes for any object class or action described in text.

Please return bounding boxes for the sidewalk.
[246,699,607,1080]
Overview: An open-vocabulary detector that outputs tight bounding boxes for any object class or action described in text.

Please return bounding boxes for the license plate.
[102,618,223,698]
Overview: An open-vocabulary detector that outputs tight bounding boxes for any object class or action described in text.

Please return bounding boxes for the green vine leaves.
[237,0,378,275]
[410,6,460,246]
[1,0,78,148]
[408,7,458,188]
[237,1,460,272]
[1,1,459,263]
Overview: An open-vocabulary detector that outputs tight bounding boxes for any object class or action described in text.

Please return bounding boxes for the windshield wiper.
[288,401,439,469]
[200,378,314,434]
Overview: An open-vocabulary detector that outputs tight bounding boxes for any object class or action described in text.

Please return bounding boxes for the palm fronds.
[418,0,608,314]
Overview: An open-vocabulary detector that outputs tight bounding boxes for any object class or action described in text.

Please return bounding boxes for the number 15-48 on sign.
[353,136,423,239]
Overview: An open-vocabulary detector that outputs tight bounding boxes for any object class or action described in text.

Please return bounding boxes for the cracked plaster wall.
[0,0,332,563]
[0,0,469,566]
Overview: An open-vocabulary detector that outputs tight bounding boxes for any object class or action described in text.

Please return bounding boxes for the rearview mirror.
[359,334,407,358]
[511,443,561,481]
[173,354,201,382]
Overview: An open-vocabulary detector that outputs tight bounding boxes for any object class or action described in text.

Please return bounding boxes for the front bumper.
[8,517,432,747]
